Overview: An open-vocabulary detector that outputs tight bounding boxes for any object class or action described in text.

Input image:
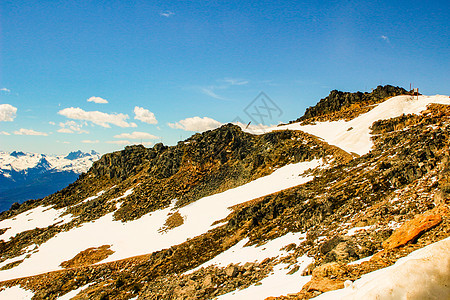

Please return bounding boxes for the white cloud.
[223,78,249,85]
[57,121,89,134]
[58,107,137,128]
[134,106,158,124]
[168,116,222,132]
[0,88,11,93]
[107,140,131,145]
[0,104,17,122]
[49,121,56,125]
[380,35,390,43]
[114,131,159,140]
[82,140,99,144]
[0,131,10,135]
[13,128,48,136]
[87,96,108,104]
[201,87,227,100]
[160,11,175,17]
[57,128,73,133]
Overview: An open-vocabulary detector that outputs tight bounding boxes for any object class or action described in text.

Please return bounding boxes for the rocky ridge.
[292,85,411,124]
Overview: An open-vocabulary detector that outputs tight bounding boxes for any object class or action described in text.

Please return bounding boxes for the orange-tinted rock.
[306,277,345,293]
[382,213,442,250]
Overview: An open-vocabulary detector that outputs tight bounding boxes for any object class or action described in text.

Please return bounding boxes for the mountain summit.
[0,87,449,299]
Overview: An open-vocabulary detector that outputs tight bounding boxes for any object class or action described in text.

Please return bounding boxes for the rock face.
[294,85,409,123]
[382,211,442,250]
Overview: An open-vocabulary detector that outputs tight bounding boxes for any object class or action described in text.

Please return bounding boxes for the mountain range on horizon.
[0,85,449,299]
[0,150,100,212]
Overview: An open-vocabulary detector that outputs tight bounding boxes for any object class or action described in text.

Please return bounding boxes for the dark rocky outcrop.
[293,85,410,123]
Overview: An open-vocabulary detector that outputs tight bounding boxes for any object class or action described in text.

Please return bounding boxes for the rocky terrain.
[0,87,448,299]
[291,85,411,124]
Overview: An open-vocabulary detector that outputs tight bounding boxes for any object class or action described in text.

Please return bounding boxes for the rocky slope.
[291,85,411,124]
[0,87,449,300]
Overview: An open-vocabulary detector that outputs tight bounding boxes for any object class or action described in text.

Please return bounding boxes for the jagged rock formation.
[292,85,410,123]
[0,89,449,300]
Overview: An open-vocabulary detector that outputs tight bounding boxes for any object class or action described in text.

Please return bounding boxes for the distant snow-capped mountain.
[0,150,99,176]
[0,150,100,211]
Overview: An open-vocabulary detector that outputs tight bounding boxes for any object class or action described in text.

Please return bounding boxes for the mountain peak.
[9,151,26,158]
[65,150,96,160]
[295,85,410,123]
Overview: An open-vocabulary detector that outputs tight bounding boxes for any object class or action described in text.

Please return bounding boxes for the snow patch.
[345,225,374,236]
[251,95,450,155]
[314,237,450,299]
[0,206,73,241]
[217,255,313,300]
[57,283,92,300]
[0,286,34,299]
[0,159,323,281]
[186,231,307,274]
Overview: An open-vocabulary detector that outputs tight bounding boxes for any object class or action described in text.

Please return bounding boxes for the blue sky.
[0,0,449,154]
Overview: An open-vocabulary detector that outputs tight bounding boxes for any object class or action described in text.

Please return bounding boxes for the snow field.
[0,159,323,281]
[246,95,450,155]
[186,231,307,274]
[0,286,34,299]
[0,206,73,241]
[217,256,313,300]
[313,237,450,299]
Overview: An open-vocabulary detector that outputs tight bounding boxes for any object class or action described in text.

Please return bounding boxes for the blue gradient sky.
[0,0,449,154]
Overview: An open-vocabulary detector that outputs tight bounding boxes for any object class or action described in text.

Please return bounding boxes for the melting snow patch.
[313,237,450,299]
[0,206,73,241]
[80,190,106,204]
[217,255,313,300]
[347,255,374,266]
[56,283,92,300]
[256,95,450,155]
[0,286,34,299]
[345,225,374,236]
[186,231,307,274]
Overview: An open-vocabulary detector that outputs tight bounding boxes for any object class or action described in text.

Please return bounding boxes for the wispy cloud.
[82,140,99,144]
[114,131,159,140]
[380,35,390,43]
[160,11,175,17]
[200,77,248,100]
[13,128,48,136]
[134,106,158,124]
[201,87,228,100]
[58,107,137,128]
[0,88,11,93]
[168,116,222,132]
[222,78,249,86]
[87,96,108,104]
[0,104,17,122]
[0,131,10,135]
[57,121,89,134]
